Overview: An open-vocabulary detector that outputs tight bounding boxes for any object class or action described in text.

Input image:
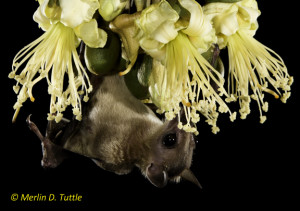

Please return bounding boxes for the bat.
[27,73,201,188]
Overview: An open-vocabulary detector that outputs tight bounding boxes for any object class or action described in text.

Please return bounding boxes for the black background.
[3,0,299,209]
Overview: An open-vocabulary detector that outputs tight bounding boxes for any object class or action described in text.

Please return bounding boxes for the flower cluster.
[9,0,107,122]
[9,0,293,135]
[203,0,293,123]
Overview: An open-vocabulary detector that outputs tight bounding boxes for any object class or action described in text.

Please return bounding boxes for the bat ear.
[181,169,202,189]
[146,163,168,188]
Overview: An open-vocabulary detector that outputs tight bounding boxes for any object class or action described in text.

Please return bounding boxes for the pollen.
[182,100,192,107]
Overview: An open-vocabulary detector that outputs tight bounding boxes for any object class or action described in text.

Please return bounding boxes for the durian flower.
[136,0,235,134]
[9,0,107,123]
[204,0,293,123]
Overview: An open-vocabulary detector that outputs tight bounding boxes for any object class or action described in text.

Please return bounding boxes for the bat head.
[142,113,201,188]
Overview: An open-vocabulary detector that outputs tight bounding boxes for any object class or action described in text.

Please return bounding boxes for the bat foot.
[26,115,70,169]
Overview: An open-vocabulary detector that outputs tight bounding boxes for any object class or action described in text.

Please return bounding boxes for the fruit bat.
[27,73,201,188]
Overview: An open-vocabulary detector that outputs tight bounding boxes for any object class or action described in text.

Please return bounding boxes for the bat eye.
[162,133,177,148]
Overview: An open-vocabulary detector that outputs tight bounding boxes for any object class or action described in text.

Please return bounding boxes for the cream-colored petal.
[238,5,260,25]
[152,20,179,44]
[163,0,216,53]
[36,0,45,5]
[203,2,239,47]
[189,29,216,53]
[59,0,99,28]
[42,0,61,20]
[204,0,260,36]
[238,0,259,12]
[179,0,203,36]
[98,0,129,21]
[188,15,217,53]
[203,1,233,18]
[33,2,51,31]
[137,0,179,42]
[139,38,166,61]
[214,9,239,36]
[136,0,180,60]
[74,19,107,48]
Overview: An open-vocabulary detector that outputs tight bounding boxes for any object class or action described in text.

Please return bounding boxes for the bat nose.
[146,163,168,188]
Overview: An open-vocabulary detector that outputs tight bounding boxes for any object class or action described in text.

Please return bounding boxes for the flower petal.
[36,0,45,5]
[139,38,166,61]
[136,0,179,60]
[203,2,239,47]
[98,0,129,21]
[204,0,260,36]
[236,0,260,36]
[188,20,216,53]
[214,8,239,36]
[33,3,52,31]
[152,20,179,44]
[137,0,179,43]
[43,0,61,20]
[178,0,203,36]
[59,0,99,28]
[74,19,107,48]
[163,0,216,53]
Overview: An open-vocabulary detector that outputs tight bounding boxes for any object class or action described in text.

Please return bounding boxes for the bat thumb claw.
[26,114,45,142]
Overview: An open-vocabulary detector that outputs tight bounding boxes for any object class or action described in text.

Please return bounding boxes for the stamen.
[119,53,138,76]
[12,108,20,123]
[227,31,289,123]
[257,83,279,99]
[148,32,230,133]
[9,22,92,123]
[119,64,132,76]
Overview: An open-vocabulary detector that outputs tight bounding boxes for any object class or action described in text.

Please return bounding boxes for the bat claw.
[26,114,45,142]
[26,114,70,168]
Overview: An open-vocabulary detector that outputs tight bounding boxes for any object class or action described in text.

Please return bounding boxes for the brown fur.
[31,74,200,187]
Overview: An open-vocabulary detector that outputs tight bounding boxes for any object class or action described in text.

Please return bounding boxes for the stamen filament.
[226,30,290,121]
[257,83,279,99]
[12,108,20,123]
[10,22,92,122]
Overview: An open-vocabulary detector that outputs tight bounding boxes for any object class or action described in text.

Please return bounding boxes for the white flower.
[204,0,293,122]
[9,0,107,122]
[136,0,233,134]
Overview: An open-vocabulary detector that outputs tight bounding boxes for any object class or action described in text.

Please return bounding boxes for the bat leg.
[26,115,71,169]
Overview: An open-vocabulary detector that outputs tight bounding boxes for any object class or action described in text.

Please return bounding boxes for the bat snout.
[146,163,168,188]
